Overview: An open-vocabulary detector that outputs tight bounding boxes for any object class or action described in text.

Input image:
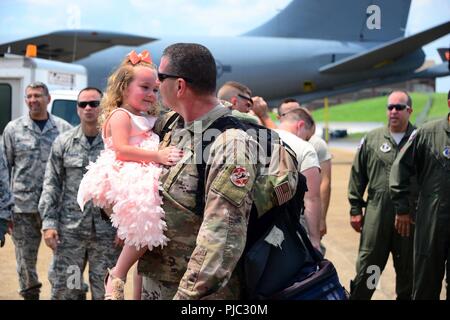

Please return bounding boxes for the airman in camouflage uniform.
[348,91,417,300]
[39,88,120,300]
[389,90,450,300]
[0,144,13,248]
[138,43,259,300]
[2,82,72,300]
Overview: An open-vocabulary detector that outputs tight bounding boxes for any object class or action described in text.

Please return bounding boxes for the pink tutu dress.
[77,108,168,250]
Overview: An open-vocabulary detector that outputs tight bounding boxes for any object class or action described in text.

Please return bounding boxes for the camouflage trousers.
[141,275,243,300]
[51,231,120,300]
[11,212,42,299]
[141,277,177,300]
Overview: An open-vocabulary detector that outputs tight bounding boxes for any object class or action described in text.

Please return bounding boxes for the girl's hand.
[158,146,184,166]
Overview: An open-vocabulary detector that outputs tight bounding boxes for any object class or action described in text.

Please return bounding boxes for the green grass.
[311,93,432,124]
[427,93,449,120]
[346,132,367,140]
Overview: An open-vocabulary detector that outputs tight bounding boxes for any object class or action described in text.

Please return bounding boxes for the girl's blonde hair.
[98,52,160,129]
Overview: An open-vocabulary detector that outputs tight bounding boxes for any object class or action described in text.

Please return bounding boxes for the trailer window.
[52,99,80,126]
[0,84,12,135]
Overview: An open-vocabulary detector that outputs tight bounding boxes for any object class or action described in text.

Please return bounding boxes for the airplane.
[1,0,449,106]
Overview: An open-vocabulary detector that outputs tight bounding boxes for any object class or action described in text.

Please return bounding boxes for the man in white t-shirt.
[278,99,332,240]
[275,107,322,251]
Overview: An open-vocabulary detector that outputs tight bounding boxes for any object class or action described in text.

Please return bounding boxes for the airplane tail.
[244,0,411,42]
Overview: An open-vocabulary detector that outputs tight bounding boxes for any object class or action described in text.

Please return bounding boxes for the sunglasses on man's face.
[237,94,253,107]
[78,101,100,108]
[157,73,193,83]
[387,104,408,111]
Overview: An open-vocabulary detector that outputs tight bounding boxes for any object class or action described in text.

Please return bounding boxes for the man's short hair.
[26,81,49,96]
[77,87,103,101]
[162,43,216,95]
[278,98,300,116]
[388,90,412,108]
[447,89,450,101]
[217,81,252,101]
[279,107,315,129]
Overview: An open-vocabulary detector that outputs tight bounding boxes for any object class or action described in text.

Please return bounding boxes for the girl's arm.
[108,110,182,165]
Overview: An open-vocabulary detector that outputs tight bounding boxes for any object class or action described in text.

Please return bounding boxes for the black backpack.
[160,112,345,300]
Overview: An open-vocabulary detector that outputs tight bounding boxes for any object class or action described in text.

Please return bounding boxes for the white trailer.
[0,53,87,133]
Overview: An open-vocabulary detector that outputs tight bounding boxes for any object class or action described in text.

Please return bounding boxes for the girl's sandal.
[104,268,126,300]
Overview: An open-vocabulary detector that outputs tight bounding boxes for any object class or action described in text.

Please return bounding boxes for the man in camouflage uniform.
[348,91,417,300]
[137,43,259,300]
[389,89,450,300]
[39,88,120,300]
[2,82,72,300]
[0,144,13,248]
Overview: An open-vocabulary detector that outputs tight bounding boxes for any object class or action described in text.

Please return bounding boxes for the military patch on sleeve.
[230,166,250,187]
[211,165,254,207]
[274,181,293,206]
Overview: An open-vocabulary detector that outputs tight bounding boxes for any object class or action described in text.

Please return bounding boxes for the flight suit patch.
[211,165,253,207]
[380,142,391,153]
[443,146,450,159]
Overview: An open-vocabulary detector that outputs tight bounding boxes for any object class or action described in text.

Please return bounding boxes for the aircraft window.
[52,99,80,126]
[0,84,12,135]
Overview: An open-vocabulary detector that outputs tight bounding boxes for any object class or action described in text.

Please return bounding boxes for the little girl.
[77,50,183,300]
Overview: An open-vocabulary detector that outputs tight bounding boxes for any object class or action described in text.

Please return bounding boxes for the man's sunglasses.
[237,94,253,106]
[158,73,193,83]
[387,104,408,111]
[78,101,100,108]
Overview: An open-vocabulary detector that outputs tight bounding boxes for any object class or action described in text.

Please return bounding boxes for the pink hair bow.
[127,50,152,65]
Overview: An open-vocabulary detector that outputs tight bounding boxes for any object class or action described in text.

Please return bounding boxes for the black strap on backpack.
[159,112,181,146]
[194,116,256,213]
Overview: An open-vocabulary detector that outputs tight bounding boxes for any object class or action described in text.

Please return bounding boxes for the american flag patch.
[274,181,293,205]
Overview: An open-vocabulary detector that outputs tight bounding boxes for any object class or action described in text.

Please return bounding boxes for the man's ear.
[176,79,186,97]
[231,96,238,107]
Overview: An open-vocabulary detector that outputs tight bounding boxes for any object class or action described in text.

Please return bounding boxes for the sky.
[0,0,449,92]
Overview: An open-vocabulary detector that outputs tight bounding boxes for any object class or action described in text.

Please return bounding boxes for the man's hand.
[251,96,270,119]
[311,238,322,253]
[44,229,59,251]
[320,218,327,238]
[350,214,363,233]
[395,213,413,237]
[251,96,277,129]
